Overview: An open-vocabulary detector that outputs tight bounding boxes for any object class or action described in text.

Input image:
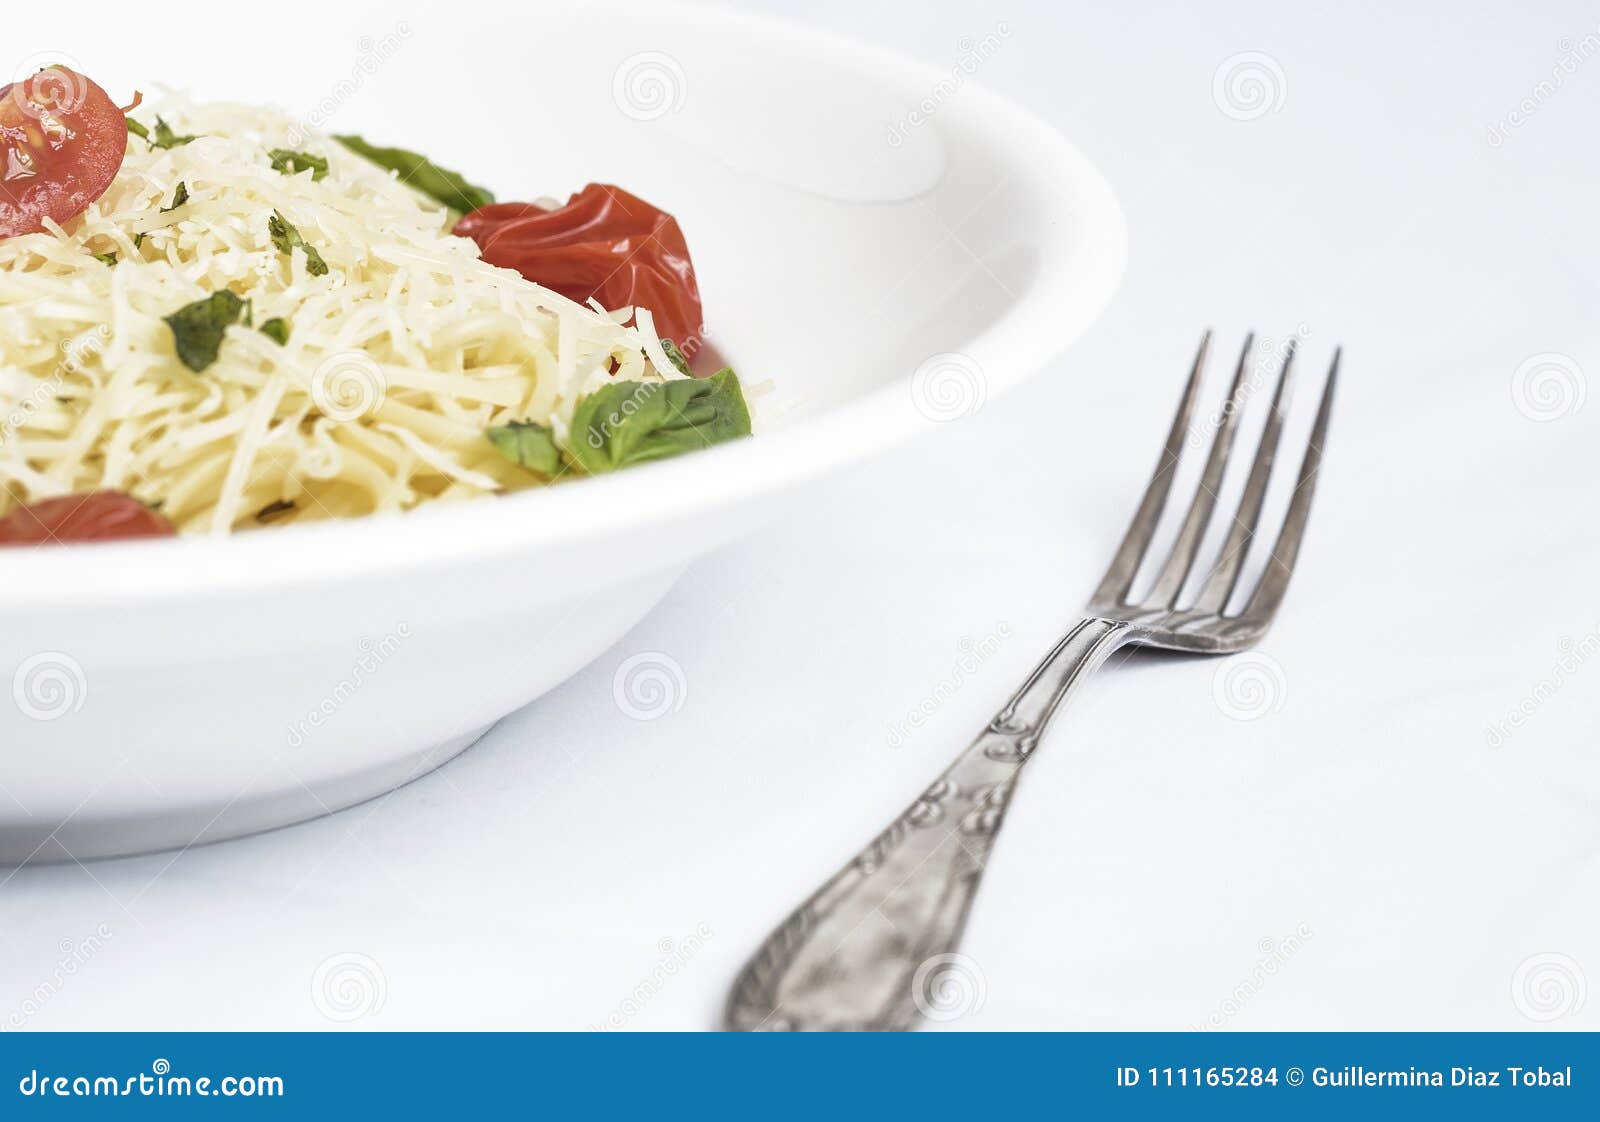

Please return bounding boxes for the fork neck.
[990,617,1136,740]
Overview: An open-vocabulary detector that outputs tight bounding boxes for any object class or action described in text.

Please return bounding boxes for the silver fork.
[725,331,1339,1031]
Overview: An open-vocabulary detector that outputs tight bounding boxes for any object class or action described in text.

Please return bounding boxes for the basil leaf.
[705,369,752,435]
[659,339,692,377]
[259,317,290,345]
[127,116,196,149]
[160,181,189,213]
[486,420,564,477]
[332,134,494,213]
[269,148,329,181]
[92,251,117,267]
[150,117,197,149]
[267,211,329,277]
[163,291,247,372]
[569,368,751,474]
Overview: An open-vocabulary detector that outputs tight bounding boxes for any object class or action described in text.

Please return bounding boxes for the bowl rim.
[0,2,1126,608]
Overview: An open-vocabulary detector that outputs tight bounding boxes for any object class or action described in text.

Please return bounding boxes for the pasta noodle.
[0,96,683,534]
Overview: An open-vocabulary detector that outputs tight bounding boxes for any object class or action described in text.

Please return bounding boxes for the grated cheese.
[0,95,685,534]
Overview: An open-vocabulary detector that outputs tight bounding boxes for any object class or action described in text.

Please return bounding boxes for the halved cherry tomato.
[0,66,127,238]
[0,492,175,546]
[454,184,706,366]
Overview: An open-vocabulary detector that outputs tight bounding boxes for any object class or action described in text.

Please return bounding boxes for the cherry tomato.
[454,184,706,366]
[0,66,127,238]
[0,492,175,546]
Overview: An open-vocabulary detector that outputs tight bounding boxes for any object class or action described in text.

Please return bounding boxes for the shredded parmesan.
[0,95,686,533]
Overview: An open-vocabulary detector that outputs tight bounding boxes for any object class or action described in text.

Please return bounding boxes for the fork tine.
[1191,338,1297,614]
[1240,347,1339,624]
[1141,333,1255,608]
[1090,332,1211,607]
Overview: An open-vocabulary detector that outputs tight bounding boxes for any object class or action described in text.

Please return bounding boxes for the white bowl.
[0,1,1124,861]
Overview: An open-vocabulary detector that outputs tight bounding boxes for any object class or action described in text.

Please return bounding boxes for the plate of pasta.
[0,0,1124,860]
[0,85,747,540]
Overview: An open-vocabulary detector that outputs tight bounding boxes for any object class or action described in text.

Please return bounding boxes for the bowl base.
[0,724,492,866]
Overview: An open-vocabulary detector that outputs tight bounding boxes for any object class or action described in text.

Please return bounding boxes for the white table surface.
[4,0,1597,1032]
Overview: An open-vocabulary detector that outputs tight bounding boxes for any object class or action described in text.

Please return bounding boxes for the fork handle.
[725,616,1135,1031]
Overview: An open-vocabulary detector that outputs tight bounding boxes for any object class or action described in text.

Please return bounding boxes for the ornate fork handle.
[725,617,1135,1031]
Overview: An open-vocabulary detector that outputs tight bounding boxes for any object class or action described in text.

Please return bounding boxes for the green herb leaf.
[486,420,564,477]
[267,210,329,277]
[569,368,751,474]
[125,117,149,141]
[163,291,247,372]
[332,134,494,213]
[659,339,693,377]
[132,232,145,249]
[258,317,290,345]
[160,181,189,213]
[268,148,329,181]
[150,117,197,149]
[92,251,117,267]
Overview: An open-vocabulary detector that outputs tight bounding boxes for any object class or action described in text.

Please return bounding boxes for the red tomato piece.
[0,492,175,546]
[0,66,128,238]
[454,184,706,366]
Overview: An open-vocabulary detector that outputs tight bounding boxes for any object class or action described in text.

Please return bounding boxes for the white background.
[4,0,1598,1030]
